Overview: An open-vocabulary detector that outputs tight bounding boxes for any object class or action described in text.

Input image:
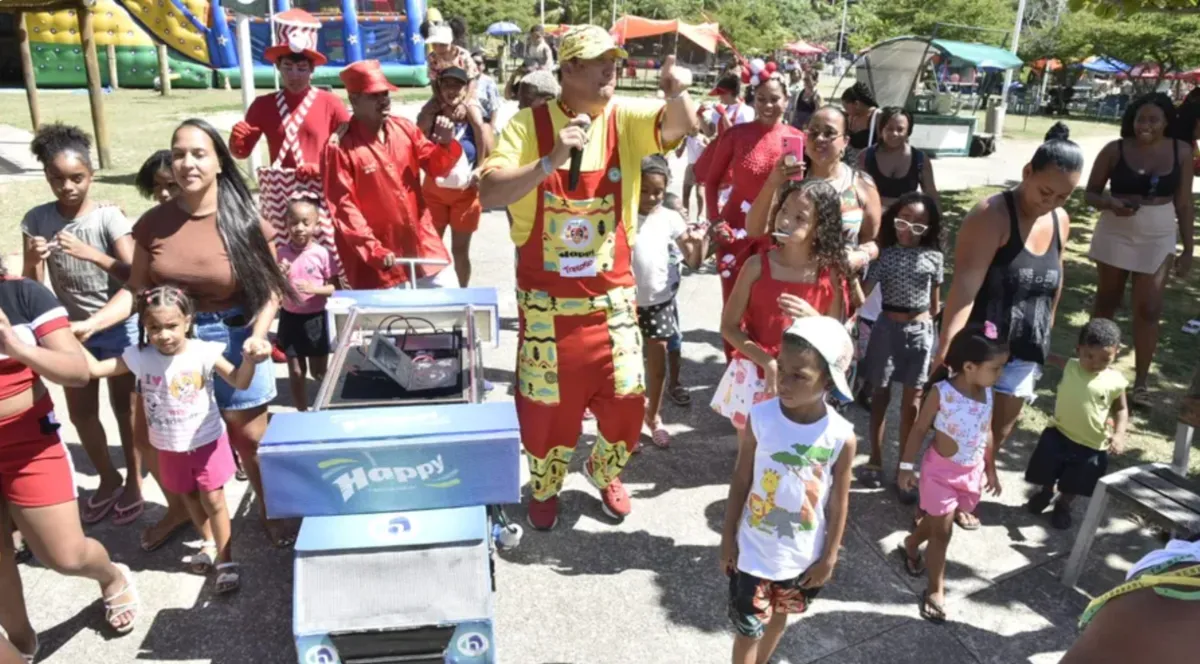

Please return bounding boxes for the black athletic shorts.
[277,310,330,359]
[1024,426,1108,497]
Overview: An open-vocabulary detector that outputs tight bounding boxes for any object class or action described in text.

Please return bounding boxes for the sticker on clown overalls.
[558,217,598,277]
[607,167,621,183]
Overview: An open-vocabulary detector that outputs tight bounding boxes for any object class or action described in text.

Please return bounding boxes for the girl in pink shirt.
[276,195,338,411]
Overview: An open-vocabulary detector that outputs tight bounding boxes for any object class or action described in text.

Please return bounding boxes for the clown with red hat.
[322,60,463,290]
[229,9,348,263]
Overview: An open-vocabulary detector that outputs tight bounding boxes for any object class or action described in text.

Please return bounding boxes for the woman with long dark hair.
[1085,93,1194,407]
[0,256,139,659]
[936,123,1081,530]
[79,119,294,548]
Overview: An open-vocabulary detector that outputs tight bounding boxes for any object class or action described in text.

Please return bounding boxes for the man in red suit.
[323,60,462,289]
[228,9,348,259]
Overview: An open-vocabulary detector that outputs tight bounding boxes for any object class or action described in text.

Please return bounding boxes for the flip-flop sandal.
[1182,319,1200,335]
[954,511,981,531]
[214,562,241,595]
[896,543,926,577]
[104,563,139,635]
[81,488,124,525]
[265,522,297,549]
[139,518,190,552]
[668,386,692,407]
[855,464,884,489]
[651,427,671,449]
[1130,386,1154,409]
[919,589,947,624]
[182,541,217,574]
[110,498,145,526]
[18,635,38,663]
[14,536,32,565]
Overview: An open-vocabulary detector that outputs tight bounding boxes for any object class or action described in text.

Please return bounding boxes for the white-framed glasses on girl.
[895,219,928,235]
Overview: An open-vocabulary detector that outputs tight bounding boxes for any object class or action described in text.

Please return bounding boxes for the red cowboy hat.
[264,9,328,67]
[340,60,399,94]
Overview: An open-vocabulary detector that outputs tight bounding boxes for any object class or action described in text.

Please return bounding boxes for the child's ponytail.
[924,322,1010,394]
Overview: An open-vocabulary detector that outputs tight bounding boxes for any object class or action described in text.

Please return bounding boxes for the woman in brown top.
[80,119,294,547]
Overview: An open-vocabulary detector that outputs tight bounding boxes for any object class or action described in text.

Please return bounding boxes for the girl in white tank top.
[895,323,1010,623]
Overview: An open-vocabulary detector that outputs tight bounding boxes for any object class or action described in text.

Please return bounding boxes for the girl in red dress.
[713,179,850,450]
[696,77,807,317]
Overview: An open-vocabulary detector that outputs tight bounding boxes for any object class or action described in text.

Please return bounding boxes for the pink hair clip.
[983,321,999,340]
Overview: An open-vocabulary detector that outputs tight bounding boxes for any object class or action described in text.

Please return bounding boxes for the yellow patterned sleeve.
[482,108,540,246]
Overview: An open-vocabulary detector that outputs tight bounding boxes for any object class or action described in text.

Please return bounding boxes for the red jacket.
[323,116,462,289]
[230,88,349,169]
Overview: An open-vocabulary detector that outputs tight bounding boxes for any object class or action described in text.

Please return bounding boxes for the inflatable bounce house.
[19,0,429,89]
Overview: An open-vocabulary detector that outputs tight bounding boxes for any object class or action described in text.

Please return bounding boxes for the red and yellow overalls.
[515,105,645,502]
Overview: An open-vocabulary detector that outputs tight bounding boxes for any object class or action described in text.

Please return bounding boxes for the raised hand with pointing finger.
[658,55,694,98]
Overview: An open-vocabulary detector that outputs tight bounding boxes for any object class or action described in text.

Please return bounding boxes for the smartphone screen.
[780,135,806,180]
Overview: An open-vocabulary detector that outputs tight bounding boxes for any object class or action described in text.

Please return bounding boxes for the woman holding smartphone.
[1085,93,1194,408]
[695,75,806,357]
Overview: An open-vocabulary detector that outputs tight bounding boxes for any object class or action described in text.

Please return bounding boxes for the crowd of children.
[6,97,1151,660]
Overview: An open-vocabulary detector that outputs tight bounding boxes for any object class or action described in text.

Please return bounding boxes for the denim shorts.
[193,307,276,411]
[85,316,139,361]
[994,358,1043,402]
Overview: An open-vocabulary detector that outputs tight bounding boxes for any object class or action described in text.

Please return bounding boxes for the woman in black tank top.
[936,123,1082,529]
[1083,93,1195,407]
[858,107,939,206]
[788,70,823,130]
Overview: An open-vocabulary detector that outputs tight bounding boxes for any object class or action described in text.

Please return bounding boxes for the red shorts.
[423,180,482,235]
[0,396,77,507]
[158,432,236,494]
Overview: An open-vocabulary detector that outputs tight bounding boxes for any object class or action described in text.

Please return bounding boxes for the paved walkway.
[5,103,1177,663]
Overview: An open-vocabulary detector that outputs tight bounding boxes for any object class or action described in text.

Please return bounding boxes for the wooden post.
[78,5,111,169]
[106,43,119,89]
[157,43,171,96]
[17,12,41,130]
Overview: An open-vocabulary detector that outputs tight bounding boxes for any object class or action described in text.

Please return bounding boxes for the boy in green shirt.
[1025,318,1129,529]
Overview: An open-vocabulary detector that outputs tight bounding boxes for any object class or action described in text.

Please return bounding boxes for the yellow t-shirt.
[483,99,676,247]
[1052,358,1128,450]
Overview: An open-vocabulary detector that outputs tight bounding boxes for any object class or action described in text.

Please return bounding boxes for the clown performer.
[229,9,349,258]
[324,60,462,289]
[479,25,698,530]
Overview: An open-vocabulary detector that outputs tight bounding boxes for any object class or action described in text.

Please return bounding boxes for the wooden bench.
[1060,463,1200,588]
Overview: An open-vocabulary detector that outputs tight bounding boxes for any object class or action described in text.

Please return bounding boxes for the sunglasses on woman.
[895,219,928,235]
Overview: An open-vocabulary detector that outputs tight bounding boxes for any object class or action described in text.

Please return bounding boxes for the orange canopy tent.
[610,15,725,53]
[785,40,826,56]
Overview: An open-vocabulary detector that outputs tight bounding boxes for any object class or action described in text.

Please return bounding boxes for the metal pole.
[540,0,545,26]
[590,0,594,24]
[1000,0,1027,111]
[237,14,262,179]
[838,0,849,59]
[612,0,617,27]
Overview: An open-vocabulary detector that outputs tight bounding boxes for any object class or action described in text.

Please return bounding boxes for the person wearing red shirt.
[324,60,462,289]
[228,9,348,260]
[697,76,805,358]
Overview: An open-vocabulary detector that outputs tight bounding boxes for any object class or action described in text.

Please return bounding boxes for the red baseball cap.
[339,60,399,94]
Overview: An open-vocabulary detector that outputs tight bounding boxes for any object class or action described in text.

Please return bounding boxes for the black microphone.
[568,114,592,191]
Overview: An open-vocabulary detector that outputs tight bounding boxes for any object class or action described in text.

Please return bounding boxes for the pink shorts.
[918,448,983,517]
[158,433,236,495]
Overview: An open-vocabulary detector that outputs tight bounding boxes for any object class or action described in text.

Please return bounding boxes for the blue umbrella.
[487,21,522,37]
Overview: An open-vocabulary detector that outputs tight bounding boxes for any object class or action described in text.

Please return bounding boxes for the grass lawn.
[941,188,1200,477]
[0,87,434,254]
